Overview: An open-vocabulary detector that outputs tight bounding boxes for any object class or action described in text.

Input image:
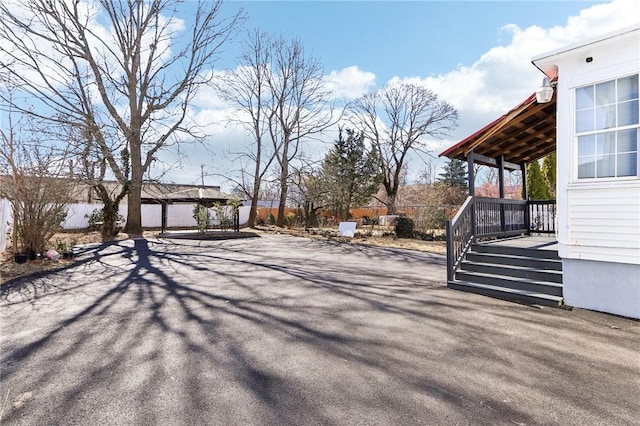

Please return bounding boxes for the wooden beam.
[462,98,548,156]
[467,152,475,196]
[470,153,520,171]
[521,162,528,200]
[498,155,505,199]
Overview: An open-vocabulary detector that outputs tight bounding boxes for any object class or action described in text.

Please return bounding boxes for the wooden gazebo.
[141,186,234,234]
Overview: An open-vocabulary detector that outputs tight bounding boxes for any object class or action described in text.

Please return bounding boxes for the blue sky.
[167,0,637,189]
[2,0,638,189]
[225,1,602,82]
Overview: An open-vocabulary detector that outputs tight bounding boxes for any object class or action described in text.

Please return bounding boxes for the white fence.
[0,200,251,252]
[0,199,11,252]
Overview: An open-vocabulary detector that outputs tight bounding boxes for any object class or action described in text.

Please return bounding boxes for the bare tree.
[217,29,276,228]
[72,122,131,239]
[217,32,340,228]
[417,159,437,185]
[351,83,458,214]
[0,104,73,256]
[0,0,244,236]
[265,36,340,227]
[288,160,328,230]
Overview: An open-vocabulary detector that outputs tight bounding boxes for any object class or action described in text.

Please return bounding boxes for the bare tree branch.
[0,0,245,236]
[350,83,458,214]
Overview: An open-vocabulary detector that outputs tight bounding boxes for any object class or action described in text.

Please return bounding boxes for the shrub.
[395,217,415,239]
[192,204,210,234]
[85,208,124,233]
[284,212,296,227]
[267,212,276,225]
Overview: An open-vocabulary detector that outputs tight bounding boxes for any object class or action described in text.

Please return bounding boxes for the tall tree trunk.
[126,179,143,237]
[248,155,262,228]
[386,192,397,215]
[276,165,288,227]
[275,143,289,227]
[248,197,259,228]
[125,142,143,236]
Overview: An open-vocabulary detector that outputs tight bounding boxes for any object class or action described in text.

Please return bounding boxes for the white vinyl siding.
[566,183,640,264]
[534,26,640,317]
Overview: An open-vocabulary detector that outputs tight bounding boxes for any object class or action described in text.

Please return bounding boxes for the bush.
[85,208,124,233]
[395,217,415,239]
[11,176,71,254]
[284,212,296,227]
[192,204,210,234]
[267,212,276,225]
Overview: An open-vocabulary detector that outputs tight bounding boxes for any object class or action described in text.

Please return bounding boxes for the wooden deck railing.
[446,196,475,282]
[446,197,556,282]
[528,200,556,234]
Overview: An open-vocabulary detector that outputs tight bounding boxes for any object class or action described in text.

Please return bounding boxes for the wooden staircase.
[447,242,563,307]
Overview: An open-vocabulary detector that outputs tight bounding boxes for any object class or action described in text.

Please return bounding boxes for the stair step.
[460,261,563,283]
[465,252,562,270]
[455,270,563,296]
[448,280,564,307]
[471,244,560,260]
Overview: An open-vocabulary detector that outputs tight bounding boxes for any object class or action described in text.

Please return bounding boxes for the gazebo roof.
[440,91,556,165]
[141,186,233,204]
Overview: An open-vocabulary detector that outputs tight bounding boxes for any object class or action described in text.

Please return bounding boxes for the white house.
[532,25,640,318]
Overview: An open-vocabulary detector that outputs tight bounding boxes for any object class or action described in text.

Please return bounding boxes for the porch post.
[521,161,528,200]
[521,161,530,233]
[467,152,475,196]
[161,201,168,234]
[497,155,505,232]
[497,155,505,199]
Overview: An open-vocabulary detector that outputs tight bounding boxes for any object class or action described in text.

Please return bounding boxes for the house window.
[575,74,639,179]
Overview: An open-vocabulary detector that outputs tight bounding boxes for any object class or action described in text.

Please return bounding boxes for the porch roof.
[440,92,556,165]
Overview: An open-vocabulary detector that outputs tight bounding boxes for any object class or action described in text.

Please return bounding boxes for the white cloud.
[387,0,640,146]
[113,0,640,188]
[323,66,376,100]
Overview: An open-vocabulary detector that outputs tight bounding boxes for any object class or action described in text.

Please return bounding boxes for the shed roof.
[440,92,556,165]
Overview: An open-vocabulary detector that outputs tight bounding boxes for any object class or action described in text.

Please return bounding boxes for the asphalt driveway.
[1,234,638,425]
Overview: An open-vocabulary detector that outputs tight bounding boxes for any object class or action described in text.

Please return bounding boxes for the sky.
[2,0,639,191]
[161,0,639,191]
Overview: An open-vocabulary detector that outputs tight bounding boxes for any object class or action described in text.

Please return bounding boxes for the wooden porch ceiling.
[440,92,556,165]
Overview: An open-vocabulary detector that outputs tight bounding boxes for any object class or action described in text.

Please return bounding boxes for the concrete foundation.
[563,258,640,319]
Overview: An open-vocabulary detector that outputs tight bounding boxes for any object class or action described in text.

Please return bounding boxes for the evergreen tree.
[322,128,382,220]
[541,153,556,198]
[438,158,468,189]
[527,160,551,200]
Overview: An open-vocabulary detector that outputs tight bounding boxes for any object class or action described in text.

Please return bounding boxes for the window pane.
[597,133,616,154]
[576,86,594,110]
[595,104,616,129]
[575,75,639,180]
[596,80,615,106]
[618,75,639,102]
[576,109,594,132]
[578,135,596,156]
[617,129,638,153]
[617,153,637,176]
[618,100,639,126]
[578,156,595,178]
[596,154,616,177]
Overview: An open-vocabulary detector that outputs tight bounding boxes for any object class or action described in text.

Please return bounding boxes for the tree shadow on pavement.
[1,236,638,425]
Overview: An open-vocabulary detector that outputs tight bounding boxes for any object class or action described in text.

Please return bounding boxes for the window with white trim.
[575,74,639,179]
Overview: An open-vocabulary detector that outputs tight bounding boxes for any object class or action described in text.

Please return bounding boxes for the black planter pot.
[14,253,28,264]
